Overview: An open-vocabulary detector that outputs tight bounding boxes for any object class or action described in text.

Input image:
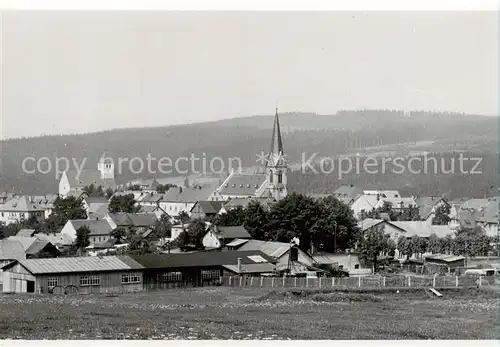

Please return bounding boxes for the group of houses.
[1,109,499,293]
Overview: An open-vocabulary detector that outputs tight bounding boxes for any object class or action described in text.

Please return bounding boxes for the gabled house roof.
[357,218,407,233]
[377,197,416,208]
[107,213,158,228]
[333,185,364,200]
[235,239,307,259]
[163,187,213,203]
[6,236,38,251]
[25,241,61,257]
[69,219,114,236]
[16,229,36,237]
[0,196,43,212]
[34,233,74,246]
[391,221,455,238]
[212,225,251,239]
[0,240,26,260]
[190,201,223,215]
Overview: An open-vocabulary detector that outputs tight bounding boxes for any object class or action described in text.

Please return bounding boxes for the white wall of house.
[89,235,112,245]
[159,202,196,217]
[202,230,221,249]
[58,173,71,197]
[60,221,78,241]
[275,248,314,272]
[0,211,43,226]
[350,195,378,219]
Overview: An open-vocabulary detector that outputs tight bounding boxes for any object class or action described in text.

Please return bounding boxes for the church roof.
[218,173,266,196]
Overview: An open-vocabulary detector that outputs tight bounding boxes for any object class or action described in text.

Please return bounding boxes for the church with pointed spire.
[213,108,289,202]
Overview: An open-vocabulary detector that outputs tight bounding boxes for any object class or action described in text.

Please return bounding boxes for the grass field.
[0,287,498,340]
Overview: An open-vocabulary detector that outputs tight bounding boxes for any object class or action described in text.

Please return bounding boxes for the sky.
[1,11,498,139]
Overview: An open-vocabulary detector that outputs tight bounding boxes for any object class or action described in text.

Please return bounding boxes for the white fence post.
[319,277,322,288]
[479,276,482,287]
[455,276,458,287]
[408,276,411,287]
[306,277,308,288]
[294,277,297,287]
[229,276,232,286]
[433,275,436,288]
[283,276,285,287]
[271,277,274,288]
[250,277,253,286]
[239,276,242,287]
[332,277,335,287]
[358,277,361,288]
[383,277,386,287]
[260,276,263,287]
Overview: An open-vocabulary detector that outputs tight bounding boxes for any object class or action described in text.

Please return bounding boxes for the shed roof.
[424,254,465,263]
[5,255,145,274]
[130,250,276,269]
[236,239,299,259]
[222,263,276,274]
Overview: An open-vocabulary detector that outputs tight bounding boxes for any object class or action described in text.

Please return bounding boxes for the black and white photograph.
[0,0,498,343]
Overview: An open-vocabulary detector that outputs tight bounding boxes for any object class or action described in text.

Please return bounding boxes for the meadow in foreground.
[0,287,497,340]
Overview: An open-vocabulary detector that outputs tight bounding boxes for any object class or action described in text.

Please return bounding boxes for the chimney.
[237,257,242,273]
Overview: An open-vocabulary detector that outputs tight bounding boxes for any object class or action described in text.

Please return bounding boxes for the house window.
[1,212,3,217]
[121,273,141,284]
[80,275,99,286]
[90,275,101,286]
[338,265,344,270]
[162,271,182,282]
[268,170,273,183]
[201,270,220,280]
[354,264,359,269]
[47,277,59,287]
[277,170,283,184]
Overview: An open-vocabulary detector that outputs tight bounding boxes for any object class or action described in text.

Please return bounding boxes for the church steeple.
[269,107,283,155]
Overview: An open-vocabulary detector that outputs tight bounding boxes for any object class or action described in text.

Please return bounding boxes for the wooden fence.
[220,274,492,289]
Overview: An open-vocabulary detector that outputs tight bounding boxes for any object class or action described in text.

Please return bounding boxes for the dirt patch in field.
[256,287,499,302]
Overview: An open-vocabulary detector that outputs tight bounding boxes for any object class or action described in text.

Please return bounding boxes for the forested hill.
[1,110,497,195]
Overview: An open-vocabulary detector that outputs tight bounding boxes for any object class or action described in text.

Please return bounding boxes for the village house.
[218,197,275,215]
[104,213,158,235]
[350,194,380,220]
[59,156,117,198]
[0,195,45,225]
[5,236,61,259]
[311,252,369,276]
[82,196,109,220]
[190,201,224,220]
[60,219,114,245]
[225,239,315,275]
[1,256,145,294]
[202,225,251,249]
[159,186,213,217]
[364,190,401,199]
[30,194,58,219]
[357,218,407,241]
[214,109,289,202]
[333,185,364,203]
[374,197,417,212]
[413,196,450,224]
[133,250,277,288]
